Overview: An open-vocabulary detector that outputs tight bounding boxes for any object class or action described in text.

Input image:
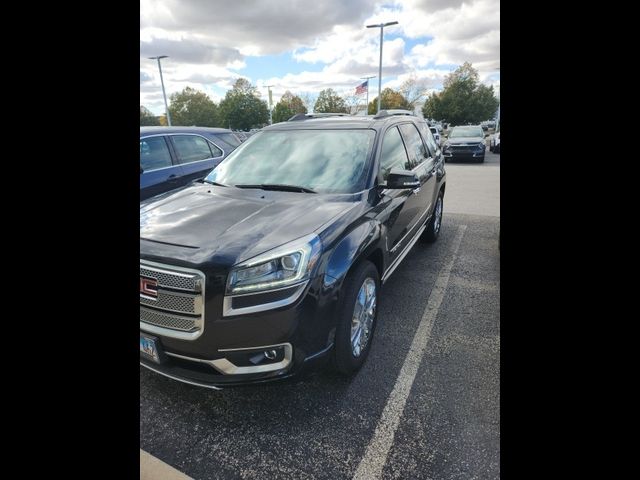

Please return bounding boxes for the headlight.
[226,234,322,295]
[477,142,485,149]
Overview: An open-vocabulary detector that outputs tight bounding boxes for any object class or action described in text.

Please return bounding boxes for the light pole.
[264,85,274,124]
[366,21,398,113]
[360,75,376,114]
[148,55,171,126]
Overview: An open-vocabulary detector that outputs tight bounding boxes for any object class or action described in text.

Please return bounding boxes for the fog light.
[264,350,277,360]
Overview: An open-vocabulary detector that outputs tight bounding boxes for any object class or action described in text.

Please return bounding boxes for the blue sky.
[140,0,500,115]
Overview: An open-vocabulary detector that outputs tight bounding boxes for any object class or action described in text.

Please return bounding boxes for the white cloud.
[140,0,500,114]
[141,0,375,55]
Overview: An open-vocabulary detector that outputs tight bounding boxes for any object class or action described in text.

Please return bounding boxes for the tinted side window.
[417,122,438,157]
[208,141,223,157]
[140,137,172,171]
[379,126,410,180]
[399,123,428,168]
[172,135,213,164]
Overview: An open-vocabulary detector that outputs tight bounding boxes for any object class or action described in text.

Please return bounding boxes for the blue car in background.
[140,127,242,201]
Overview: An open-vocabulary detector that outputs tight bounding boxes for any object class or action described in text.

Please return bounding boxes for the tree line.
[140,63,499,129]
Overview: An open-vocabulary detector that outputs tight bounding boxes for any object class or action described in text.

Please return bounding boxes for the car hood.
[447,136,484,144]
[140,184,357,267]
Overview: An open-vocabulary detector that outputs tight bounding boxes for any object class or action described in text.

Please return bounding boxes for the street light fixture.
[366,21,398,113]
[148,55,171,126]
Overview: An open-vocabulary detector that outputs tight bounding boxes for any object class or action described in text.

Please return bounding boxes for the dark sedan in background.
[140,127,242,201]
[442,125,488,163]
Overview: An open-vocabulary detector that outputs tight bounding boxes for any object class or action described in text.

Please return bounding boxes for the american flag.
[355,80,368,95]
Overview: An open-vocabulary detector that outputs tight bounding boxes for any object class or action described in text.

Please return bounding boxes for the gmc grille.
[140,261,206,340]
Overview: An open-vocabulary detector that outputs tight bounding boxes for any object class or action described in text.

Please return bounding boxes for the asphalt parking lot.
[140,149,500,480]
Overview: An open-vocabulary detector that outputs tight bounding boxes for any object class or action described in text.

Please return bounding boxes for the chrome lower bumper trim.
[165,343,293,375]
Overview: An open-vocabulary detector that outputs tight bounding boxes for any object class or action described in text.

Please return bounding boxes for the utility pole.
[360,75,376,115]
[366,21,398,113]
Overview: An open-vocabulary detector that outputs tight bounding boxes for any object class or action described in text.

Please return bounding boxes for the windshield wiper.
[202,179,228,187]
[234,184,317,193]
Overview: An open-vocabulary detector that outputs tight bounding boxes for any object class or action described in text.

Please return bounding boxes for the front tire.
[422,191,444,243]
[333,261,380,375]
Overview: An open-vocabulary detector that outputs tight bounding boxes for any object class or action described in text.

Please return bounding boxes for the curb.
[140,449,193,480]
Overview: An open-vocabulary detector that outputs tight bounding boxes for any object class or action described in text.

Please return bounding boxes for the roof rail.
[288,113,351,121]
[373,109,415,119]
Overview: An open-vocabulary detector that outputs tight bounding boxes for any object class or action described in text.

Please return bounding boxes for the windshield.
[206,129,376,194]
[449,126,483,138]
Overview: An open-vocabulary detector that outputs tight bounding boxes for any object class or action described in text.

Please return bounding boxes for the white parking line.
[352,225,467,480]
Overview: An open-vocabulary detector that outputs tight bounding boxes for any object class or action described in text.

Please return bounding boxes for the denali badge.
[140,277,158,298]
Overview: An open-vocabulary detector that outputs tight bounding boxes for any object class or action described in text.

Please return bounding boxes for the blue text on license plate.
[140,335,160,363]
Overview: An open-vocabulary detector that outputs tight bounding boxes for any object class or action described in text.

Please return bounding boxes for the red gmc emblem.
[140,277,158,298]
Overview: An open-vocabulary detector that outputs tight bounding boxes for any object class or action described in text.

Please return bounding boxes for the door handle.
[167,174,179,183]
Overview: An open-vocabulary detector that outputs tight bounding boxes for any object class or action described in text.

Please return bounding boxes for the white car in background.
[489,131,500,153]
[430,126,441,146]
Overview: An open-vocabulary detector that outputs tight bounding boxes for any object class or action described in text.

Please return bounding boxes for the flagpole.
[360,76,376,115]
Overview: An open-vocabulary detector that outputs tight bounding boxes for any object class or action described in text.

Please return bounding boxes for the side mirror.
[484,133,490,138]
[386,168,420,189]
[140,165,144,174]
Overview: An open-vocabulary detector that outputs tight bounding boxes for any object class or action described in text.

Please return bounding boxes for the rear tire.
[333,261,380,375]
[421,191,443,243]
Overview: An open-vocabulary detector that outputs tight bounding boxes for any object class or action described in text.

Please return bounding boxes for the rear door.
[140,136,184,201]
[169,134,223,186]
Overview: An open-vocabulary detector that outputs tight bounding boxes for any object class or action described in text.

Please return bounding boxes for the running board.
[381,223,427,284]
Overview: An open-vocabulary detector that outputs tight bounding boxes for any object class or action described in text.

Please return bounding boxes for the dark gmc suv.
[140,110,446,389]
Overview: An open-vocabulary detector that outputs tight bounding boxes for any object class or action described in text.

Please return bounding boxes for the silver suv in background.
[430,126,441,146]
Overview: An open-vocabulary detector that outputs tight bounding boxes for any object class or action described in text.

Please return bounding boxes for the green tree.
[168,87,218,127]
[140,105,160,126]
[272,91,307,123]
[313,88,348,113]
[422,62,499,126]
[218,78,270,130]
[367,88,412,114]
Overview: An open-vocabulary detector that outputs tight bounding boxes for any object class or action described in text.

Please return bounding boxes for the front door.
[377,126,426,263]
[140,136,184,201]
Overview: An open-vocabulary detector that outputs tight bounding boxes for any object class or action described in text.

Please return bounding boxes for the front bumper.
[140,341,334,389]
[443,147,486,160]
[140,261,339,389]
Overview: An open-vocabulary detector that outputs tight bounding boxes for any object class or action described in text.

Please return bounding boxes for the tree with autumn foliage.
[367,88,411,114]
[272,91,308,123]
